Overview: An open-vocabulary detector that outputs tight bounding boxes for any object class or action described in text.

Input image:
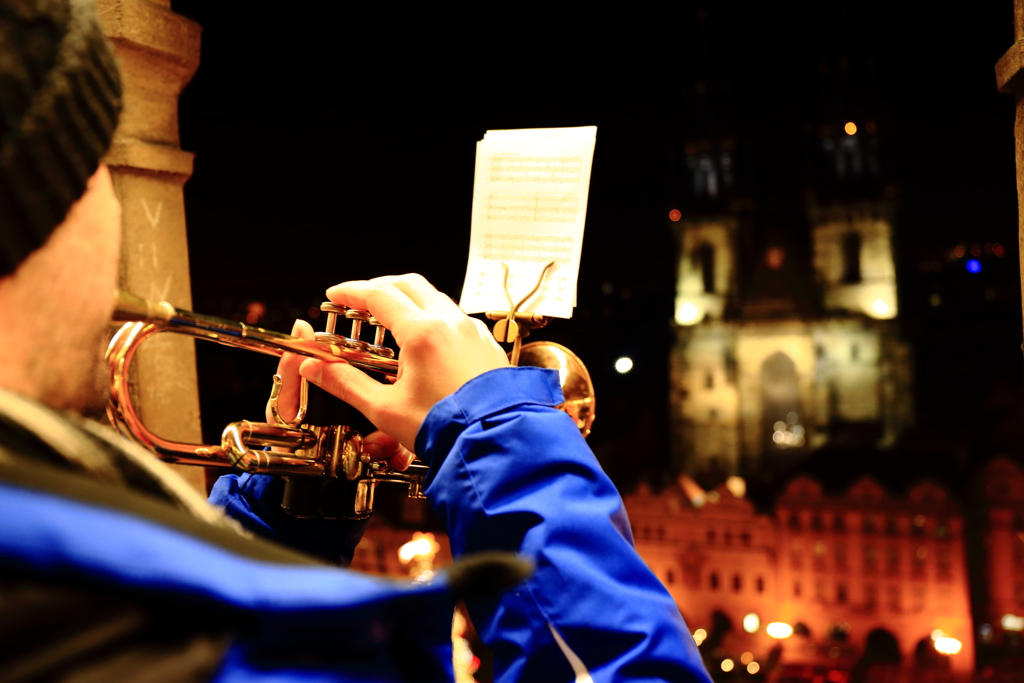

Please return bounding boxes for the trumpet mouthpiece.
[112,290,175,324]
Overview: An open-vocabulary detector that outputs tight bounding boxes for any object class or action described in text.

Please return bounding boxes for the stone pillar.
[96,0,205,492]
[996,2,1024,339]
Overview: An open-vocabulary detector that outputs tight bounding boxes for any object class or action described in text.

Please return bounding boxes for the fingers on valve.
[299,358,387,415]
[363,431,415,470]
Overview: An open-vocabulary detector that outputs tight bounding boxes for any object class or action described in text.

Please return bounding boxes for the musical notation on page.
[486,193,579,224]
[482,234,574,264]
[488,155,584,184]
[459,126,597,319]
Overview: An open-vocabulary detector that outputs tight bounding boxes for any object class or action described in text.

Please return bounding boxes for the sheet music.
[459,126,596,319]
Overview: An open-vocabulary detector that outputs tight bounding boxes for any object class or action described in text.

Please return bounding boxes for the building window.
[811,514,824,531]
[705,371,714,389]
[934,520,949,540]
[864,583,878,610]
[814,541,827,572]
[815,578,826,601]
[862,517,878,535]
[666,569,675,586]
[710,572,720,590]
[864,544,878,573]
[706,530,716,545]
[656,527,665,541]
[912,515,926,537]
[684,564,701,589]
[887,585,900,612]
[756,576,765,594]
[733,575,742,593]
[791,552,803,571]
[789,513,802,531]
[836,582,848,604]
[833,515,847,533]
[698,243,715,294]
[794,580,802,598]
[912,585,925,612]
[886,545,900,576]
[851,344,860,362]
[937,547,952,581]
[912,547,927,578]
[835,543,848,571]
[885,517,899,535]
[841,232,862,284]
[724,532,733,546]
[741,532,751,547]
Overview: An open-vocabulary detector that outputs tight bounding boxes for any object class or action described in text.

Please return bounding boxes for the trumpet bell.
[517,342,595,438]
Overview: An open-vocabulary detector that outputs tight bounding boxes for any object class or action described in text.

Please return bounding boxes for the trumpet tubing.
[107,290,594,519]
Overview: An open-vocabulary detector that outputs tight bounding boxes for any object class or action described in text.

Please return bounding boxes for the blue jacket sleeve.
[416,367,712,683]
[208,472,368,566]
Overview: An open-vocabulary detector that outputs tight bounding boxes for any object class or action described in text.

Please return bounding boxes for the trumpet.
[107,291,595,519]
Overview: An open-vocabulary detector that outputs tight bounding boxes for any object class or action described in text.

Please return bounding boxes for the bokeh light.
[721,659,734,672]
[767,622,794,638]
[871,299,891,317]
[615,357,634,374]
[1002,613,1024,631]
[966,259,981,273]
[844,121,857,135]
[677,301,701,325]
[743,612,760,633]
[669,209,681,222]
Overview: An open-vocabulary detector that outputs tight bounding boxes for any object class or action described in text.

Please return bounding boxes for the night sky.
[172,2,1022,494]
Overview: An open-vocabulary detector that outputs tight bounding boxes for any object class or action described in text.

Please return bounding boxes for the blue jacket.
[214,367,710,682]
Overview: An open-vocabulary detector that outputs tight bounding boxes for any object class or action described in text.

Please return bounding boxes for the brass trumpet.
[107,291,595,519]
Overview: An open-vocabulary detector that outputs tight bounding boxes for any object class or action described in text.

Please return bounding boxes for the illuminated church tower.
[668,28,912,483]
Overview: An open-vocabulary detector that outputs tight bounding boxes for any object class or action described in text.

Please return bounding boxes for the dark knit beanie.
[0,0,122,277]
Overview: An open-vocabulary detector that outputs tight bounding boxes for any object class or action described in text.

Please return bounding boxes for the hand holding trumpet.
[271,274,509,462]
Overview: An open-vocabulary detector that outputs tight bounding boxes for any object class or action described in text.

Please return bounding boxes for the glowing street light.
[615,357,634,374]
[934,637,962,655]
[398,532,440,581]
[1002,613,1024,631]
[767,622,794,639]
[720,659,734,672]
[844,121,857,135]
[743,612,760,634]
[677,301,701,325]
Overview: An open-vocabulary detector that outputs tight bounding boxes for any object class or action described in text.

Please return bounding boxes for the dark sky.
[172,2,1023,490]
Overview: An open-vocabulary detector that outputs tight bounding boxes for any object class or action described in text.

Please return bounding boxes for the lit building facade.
[623,474,974,679]
[670,200,914,479]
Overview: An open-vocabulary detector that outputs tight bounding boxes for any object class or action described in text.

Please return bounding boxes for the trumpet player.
[0,1,711,681]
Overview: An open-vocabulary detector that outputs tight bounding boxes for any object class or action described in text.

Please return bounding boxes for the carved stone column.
[96,0,205,492]
[996,1,1024,338]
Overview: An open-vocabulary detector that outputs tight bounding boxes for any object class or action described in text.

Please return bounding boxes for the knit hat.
[0,0,122,277]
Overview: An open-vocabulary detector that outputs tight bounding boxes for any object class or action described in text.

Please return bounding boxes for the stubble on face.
[2,165,122,416]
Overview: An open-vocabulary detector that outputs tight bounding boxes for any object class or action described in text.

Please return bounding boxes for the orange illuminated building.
[623,473,975,679]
